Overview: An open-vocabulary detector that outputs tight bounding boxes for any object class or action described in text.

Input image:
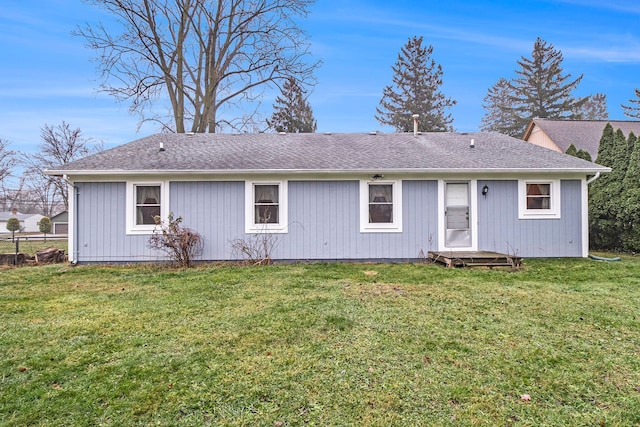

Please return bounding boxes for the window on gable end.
[518,179,561,219]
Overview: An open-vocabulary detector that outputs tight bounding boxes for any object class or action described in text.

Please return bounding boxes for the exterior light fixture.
[482,185,489,198]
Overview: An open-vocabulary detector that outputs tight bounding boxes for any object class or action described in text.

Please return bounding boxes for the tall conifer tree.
[576,93,608,120]
[589,126,629,250]
[376,36,456,132]
[267,77,317,133]
[480,37,586,137]
[480,78,517,132]
[620,132,640,251]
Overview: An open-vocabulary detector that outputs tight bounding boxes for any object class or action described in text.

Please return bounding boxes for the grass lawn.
[1,258,639,426]
[0,236,68,258]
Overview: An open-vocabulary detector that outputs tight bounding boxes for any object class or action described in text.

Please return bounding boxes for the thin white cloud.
[0,84,100,99]
[552,0,640,15]
[564,45,640,63]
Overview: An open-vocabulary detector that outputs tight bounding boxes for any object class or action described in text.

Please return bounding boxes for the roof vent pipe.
[412,114,419,137]
[470,138,475,148]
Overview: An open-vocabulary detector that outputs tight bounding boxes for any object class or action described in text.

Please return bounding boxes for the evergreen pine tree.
[566,143,592,162]
[576,149,592,162]
[565,143,578,157]
[575,93,608,120]
[628,130,637,155]
[620,132,640,251]
[267,77,317,133]
[622,88,640,118]
[480,78,517,132]
[376,36,456,132]
[480,37,586,137]
[589,126,629,250]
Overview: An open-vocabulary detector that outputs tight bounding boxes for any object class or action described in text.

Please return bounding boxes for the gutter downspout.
[583,172,601,258]
[586,172,601,185]
[64,174,79,265]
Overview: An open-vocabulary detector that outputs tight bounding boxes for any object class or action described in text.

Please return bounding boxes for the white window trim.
[359,179,403,233]
[126,181,170,235]
[245,180,288,233]
[518,179,561,219]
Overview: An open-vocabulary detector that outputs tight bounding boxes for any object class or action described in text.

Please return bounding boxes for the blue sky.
[1,0,639,155]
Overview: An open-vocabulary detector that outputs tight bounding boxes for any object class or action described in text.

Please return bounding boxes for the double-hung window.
[360,180,402,232]
[518,179,561,219]
[126,181,168,234]
[135,185,162,225]
[255,184,280,224]
[245,181,288,233]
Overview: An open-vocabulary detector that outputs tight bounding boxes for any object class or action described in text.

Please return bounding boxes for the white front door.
[445,182,471,248]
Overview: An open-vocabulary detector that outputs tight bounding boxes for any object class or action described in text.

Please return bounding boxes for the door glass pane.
[446,183,468,206]
[445,182,471,247]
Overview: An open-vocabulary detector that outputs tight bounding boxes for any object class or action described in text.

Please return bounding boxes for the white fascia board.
[47,166,610,179]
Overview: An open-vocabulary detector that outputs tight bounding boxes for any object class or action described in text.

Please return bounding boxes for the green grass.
[0,236,68,257]
[1,258,639,426]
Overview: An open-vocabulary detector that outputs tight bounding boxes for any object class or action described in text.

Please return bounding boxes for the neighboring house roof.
[46,131,608,176]
[523,119,640,161]
[0,212,38,221]
[51,211,68,222]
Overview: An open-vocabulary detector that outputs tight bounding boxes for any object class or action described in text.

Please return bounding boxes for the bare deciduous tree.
[75,0,319,133]
[0,138,19,212]
[0,138,17,191]
[22,122,102,213]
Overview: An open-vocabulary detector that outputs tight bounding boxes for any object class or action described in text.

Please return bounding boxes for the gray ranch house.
[47,132,609,264]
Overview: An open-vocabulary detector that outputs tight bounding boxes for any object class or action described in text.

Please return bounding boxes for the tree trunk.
[35,247,66,263]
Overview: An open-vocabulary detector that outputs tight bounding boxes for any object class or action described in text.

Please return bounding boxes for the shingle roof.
[0,212,37,221]
[47,131,608,176]
[524,119,640,160]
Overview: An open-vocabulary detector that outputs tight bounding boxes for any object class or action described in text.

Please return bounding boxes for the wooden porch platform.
[428,251,521,268]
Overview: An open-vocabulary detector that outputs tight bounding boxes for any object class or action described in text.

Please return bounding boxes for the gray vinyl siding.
[74,178,582,262]
[477,179,582,257]
[280,180,438,260]
[171,180,438,261]
[75,182,158,262]
[170,181,244,260]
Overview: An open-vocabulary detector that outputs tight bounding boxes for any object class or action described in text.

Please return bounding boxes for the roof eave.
[47,166,611,177]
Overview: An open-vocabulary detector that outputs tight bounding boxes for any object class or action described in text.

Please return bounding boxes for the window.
[126,181,168,234]
[245,181,288,233]
[254,184,279,224]
[369,184,393,223]
[135,185,161,225]
[518,180,560,219]
[360,180,402,232]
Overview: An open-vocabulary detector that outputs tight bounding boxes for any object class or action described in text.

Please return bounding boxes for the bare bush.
[148,213,203,267]
[231,232,278,265]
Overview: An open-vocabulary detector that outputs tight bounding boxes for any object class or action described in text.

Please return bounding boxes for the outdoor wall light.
[372,174,385,180]
[482,185,489,197]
